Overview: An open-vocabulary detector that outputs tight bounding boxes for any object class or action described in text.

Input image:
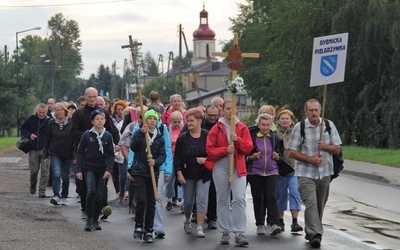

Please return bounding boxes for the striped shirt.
[287,117,342,179]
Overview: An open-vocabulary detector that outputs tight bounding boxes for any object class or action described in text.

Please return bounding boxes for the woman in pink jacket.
[206,99,253,246]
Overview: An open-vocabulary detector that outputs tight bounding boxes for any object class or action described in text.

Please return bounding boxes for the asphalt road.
[58,179,386,250]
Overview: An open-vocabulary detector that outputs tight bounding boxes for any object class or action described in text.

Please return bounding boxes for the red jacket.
[205,120,253,177]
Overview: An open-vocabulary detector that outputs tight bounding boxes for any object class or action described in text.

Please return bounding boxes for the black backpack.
[300,119,344,181]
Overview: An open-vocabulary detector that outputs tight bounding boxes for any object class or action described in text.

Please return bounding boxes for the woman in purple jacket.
[246,113,283,237]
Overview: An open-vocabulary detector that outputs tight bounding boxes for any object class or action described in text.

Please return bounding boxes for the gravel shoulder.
[0,149,116,250]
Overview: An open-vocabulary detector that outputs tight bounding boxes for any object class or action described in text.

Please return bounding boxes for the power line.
[0,0,136,8]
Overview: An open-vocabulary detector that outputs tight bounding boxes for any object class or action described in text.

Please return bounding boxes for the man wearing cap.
[71,87,120,220]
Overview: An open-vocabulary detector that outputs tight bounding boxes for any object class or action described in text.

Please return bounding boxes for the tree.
[46,13,83,100]
[142,51,159,77]
[230,0,400,148]
[96,64,112,96]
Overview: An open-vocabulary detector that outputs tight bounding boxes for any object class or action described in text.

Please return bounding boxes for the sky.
[0,0,247,79]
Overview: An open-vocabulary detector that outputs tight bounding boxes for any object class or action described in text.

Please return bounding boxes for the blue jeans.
[165,171,175,199]
[154,170,167,232]
[118,159,128,192]
[50,156,71,198]
[84,169,104,221]
[277,174,302,212]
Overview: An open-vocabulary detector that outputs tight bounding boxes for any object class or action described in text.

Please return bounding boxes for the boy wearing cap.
[76,109,115,231]
[131,110,166,243]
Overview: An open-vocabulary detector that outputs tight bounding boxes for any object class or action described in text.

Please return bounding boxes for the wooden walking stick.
[318,85,328,156]
[122,35,158,200]
[212,34,259,182]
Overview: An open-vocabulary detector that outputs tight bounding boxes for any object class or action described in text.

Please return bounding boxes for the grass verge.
[342,145,400,168]
[0,137,19,152]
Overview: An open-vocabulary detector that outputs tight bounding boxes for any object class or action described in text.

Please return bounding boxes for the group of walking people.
[20,87,341,248]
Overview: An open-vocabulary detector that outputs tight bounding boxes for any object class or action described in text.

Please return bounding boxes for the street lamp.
[16,26,41,55]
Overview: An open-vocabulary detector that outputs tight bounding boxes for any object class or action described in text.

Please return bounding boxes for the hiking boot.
[92,220,102,230]
[269,224,282,236]
[291,223,303,232]
[144,232,154,243]
[208,220,217,229]
[257,225,266,235]
[165,201,172,211]
[183,221,193,234]
[220,232,230,245]
[310,234,322,248]
[235,233,249,246]
[50,196,60,205]
[84,218,93,231]
[100,205,112,219]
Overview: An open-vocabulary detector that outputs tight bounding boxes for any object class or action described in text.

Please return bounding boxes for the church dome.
[193,6,215,40]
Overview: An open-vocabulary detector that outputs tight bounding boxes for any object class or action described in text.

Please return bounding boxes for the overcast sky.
[0,0,246,79]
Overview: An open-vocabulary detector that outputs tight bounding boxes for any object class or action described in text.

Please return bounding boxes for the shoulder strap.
[300,120,305,143]
[324,118,331,134]
[159,124,164,135]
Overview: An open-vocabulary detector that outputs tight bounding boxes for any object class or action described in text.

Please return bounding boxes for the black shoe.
[84,219,93,231]
[310,234,322,248]
[133,227,144,240]
[165,202,172,211]
[278,221,285,231]
[144,233,154,243]
[30,185,36,194]
[92,220,102,230]
[208,220,217,229]
[291,223,303,232]
[38,194,46,198]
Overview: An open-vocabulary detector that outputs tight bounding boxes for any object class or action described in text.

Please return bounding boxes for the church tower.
[192,4,217,66]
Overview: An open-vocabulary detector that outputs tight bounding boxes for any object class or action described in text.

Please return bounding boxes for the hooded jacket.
[130,128,166,178]
[205,118,253,177]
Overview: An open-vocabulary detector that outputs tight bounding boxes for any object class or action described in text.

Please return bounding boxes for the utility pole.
[167,51,177,93]
[121,35,142,99]
[178,24,183,96]
[158,54,166,90]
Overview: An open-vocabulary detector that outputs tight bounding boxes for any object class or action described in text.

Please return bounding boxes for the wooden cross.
[121,36,158,200]
[212,33,259,182]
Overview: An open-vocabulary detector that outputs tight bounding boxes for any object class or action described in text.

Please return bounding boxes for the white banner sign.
[310,33,348,87]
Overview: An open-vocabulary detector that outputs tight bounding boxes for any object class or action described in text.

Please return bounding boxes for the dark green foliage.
[230,0,400,148]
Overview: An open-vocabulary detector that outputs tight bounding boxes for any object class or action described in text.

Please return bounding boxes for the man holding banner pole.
[287,99,341,248]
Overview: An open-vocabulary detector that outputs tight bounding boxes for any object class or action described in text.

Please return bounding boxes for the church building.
[177,5,255,118]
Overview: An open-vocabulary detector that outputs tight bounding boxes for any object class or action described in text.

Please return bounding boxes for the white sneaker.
[257,225,266,235]
[60,198,68,206]
[50,196,60,205]
[197,229,206,238]
[269,224,282,236]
